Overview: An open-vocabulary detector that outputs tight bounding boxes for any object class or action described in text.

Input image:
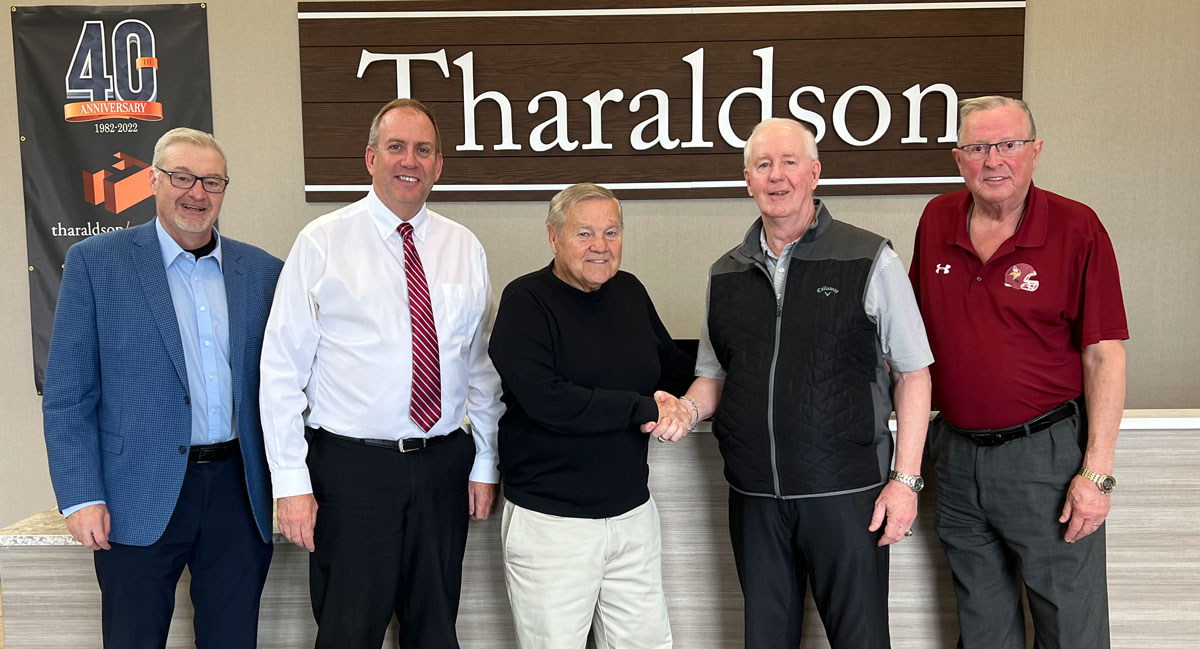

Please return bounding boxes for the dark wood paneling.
[301,38,1023,103]
[299,0,1006,12]
[307,182,965,203]
[297,0,1023,200]
[301,93,1020,159]
[306,148,960,183]
[298,10,1025,47]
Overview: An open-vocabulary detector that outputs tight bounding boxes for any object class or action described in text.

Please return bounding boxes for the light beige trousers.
[501,498,673,649]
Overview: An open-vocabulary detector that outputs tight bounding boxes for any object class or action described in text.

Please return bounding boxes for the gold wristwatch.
[1078,467,1117,494]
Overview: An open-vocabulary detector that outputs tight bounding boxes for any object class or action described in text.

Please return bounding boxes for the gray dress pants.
[928,412,1110,649]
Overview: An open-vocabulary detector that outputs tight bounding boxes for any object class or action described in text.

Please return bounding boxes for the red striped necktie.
[398,222,441,432]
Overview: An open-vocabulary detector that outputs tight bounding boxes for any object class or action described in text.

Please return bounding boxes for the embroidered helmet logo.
[1004,263,1039,292]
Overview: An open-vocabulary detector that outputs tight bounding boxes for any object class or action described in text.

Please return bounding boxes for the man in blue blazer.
[42,127,283,649]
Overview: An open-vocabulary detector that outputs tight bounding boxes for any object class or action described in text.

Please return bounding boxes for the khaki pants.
[501,498,673,649]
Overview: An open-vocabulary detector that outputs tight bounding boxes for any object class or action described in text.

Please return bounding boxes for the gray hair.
[957,96,1037,144]
[547,182,622,233]
[743,118,819,168]
[152,127,227,175]
[367,98,442,155]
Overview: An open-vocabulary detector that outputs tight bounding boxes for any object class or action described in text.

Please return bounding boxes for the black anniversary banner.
[13,4,213,392]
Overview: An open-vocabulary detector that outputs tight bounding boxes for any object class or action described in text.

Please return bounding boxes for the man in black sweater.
[489,182,693,649]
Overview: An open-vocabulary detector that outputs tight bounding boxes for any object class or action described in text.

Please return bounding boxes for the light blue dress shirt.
[155,218,237,447]
[63,220,236,519]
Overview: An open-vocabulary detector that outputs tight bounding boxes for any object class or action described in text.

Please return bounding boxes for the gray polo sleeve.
[695,274,728,380]
[864,246,934,372]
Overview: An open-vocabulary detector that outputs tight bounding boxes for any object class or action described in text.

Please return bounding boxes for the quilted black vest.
[708,213,892,497]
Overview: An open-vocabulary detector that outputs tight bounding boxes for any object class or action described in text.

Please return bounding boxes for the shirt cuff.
[469,456,499,484]
[62,500,105,519]
[270,468,314,499]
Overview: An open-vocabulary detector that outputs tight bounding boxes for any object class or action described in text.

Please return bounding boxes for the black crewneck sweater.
[489,262,694,518]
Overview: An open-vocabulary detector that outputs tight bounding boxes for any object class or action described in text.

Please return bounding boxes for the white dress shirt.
[260,190,504,498]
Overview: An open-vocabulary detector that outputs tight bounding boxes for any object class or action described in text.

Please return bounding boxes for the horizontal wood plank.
[306,147,961,181]
[306,182,966,202]
[300,0,1016,13]
[300,37,1023,103]
[303,148,962,201]
[298,9,1025,46]
[4,422,1197,648]
[300,93,1019,158]
[297,0,1022,198]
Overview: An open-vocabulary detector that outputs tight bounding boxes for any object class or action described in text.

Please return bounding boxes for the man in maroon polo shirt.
[910,96,1128,649]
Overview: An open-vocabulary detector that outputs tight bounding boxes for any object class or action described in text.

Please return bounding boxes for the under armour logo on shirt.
[935,264,952,275]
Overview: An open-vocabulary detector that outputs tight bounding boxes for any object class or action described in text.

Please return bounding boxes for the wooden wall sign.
[297,0,1025,202]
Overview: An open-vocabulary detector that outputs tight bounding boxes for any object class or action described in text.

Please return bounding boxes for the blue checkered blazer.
[42,221,283,546]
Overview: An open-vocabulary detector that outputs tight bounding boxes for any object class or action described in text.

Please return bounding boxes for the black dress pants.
[93,452,272,649]
[729,486,891,649]
[307,429,474,649]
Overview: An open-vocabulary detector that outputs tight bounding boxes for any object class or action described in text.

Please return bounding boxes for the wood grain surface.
[297,0,1024,200]
[2,424,1197,648]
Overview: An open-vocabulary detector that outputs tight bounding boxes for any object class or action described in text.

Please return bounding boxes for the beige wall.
[1,0,1197,527]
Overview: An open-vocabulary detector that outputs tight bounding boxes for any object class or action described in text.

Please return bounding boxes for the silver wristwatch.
[889,470,924,493]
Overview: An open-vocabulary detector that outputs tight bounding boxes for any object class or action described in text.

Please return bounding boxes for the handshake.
[640,391,700,443]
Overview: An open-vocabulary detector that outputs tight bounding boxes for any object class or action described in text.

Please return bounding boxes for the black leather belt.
[946,397,1084,447]
[308,427,463,453]
[189,439,239,463]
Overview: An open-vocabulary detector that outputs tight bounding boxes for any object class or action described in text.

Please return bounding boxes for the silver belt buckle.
[398,437,426,453]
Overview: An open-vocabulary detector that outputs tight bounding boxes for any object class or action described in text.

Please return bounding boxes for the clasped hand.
[640,391,694,442]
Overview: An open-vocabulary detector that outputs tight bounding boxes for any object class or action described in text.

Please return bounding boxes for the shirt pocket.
[438,283,485,346]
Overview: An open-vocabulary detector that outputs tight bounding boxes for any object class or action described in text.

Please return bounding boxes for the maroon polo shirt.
[910,183,1129,429]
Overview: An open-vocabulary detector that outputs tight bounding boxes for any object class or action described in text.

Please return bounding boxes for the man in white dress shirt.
[260,98,504,648]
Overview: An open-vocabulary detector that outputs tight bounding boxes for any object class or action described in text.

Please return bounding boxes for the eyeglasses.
[156,167,230,194]
[954,140,1035,161]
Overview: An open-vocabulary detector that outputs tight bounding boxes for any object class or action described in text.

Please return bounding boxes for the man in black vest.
[650,118,932,649]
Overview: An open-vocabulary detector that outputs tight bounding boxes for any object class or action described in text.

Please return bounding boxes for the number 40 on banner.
[63,20,163,122]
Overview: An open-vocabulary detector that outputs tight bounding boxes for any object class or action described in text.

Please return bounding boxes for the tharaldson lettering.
[358,46,960,152]
[51,221,127,237]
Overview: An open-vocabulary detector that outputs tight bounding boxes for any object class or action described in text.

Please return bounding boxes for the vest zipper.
[760,261,785,498]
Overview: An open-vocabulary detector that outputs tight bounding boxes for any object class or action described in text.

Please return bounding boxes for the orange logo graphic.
[83,152,153,214]
[63,21,163,122]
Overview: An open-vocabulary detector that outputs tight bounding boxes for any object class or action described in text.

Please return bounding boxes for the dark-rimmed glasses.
[156,167,230,194]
